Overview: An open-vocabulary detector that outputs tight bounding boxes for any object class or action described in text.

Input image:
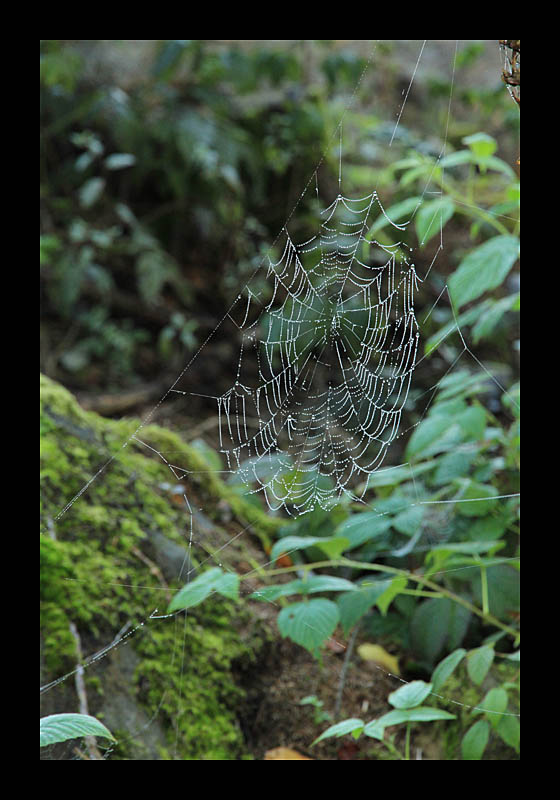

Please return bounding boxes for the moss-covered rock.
[40,374,277,760]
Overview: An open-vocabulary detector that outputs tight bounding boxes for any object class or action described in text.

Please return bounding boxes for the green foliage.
[168,567,240,612]
[40,713,115,747]
[40,40,337,386]
[277,599,340,656]
[430,646,520,759]
[312,644,519,759]
[313,678,455,759]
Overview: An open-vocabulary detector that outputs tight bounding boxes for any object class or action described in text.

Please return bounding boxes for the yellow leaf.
[357,643,400,676]
[264,747,313,760]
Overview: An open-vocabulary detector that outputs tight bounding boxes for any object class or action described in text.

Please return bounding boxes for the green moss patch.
[40,374,274,760]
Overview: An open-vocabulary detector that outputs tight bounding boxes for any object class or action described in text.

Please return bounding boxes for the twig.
[68,622,103,761]
[334,623,360,721]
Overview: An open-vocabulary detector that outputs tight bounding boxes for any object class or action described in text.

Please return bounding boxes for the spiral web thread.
[211,191,421,516]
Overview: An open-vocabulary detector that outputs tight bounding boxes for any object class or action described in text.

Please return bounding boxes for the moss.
[40,373,271,760]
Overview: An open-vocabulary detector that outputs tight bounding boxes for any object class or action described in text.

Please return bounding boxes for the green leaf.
[429,540,503,556]
[454,480,500,517]
[335,512,392,550]
[449,235,519,309]
[471,564,519,620]
[364,461,435,488]
[504,650,520,662]
[40,713,115,747]
[432,450,476,485]
[168,567,239,612]
[415,197,455,246]
[388,681,433,709]
[367,707,456,732]
[463,132,497,159]
[472,293,520,344]
[424,303,488,357]
[431,648,467,692]
[405,416,457,460]
[337,580,393,634]
[410,598,471,667]
[312,718,364,746]
[376,576,408,616]
[496,714,520,752]
[269,535,349,563]
[297,575,357,594]
[439,150,475,169]
[250,575,356,602]
[79,177,106,209]
[362,718,386,740]
[104,153,137,170]
[461,720,490,760]
[277,599,340,654]
[392,505,424,536]
[480,687,508,727]
[466,645,495,685]
[457,406,486,439]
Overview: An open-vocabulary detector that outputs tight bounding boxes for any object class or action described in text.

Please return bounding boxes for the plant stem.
[251,558,519,640]
[405,722,411,761]
[480,564,489,615]
[334,623,360,721]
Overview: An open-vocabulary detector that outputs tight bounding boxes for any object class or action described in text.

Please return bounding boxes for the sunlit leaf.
[357,643,400,676]
[40,713,115,747]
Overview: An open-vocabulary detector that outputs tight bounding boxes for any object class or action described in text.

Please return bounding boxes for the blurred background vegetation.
[40,40,519,409]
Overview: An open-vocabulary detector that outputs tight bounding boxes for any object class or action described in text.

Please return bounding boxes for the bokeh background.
[40,40,519,430]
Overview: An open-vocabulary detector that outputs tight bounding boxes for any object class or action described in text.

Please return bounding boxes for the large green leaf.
[168,567,239,612]
[471,564,520,619]
[312,718,364,746]
[472,292,520,344]
[454,479,500,517]
[463,132,497,159]
[337,580,393,634]
[250,575,356,602]
[277,598,340,653]
[449,235,519,309]
[388,681,433,709]
[269,535,349,562]
[410,598,471,666]
[466,645,495,685]
[364,706,456,735]
[335,512,392,550]
[461,720,490,760]
[405,414,463,460]
[40,713,115,747]
[431,648,467,692]
[415,197,455,246]
[479,687,509,727]
[375,576,408,616]
[496,714,520,752]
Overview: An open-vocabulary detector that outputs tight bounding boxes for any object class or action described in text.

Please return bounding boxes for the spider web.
[40,40,520,759]
[206,190,421,515]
